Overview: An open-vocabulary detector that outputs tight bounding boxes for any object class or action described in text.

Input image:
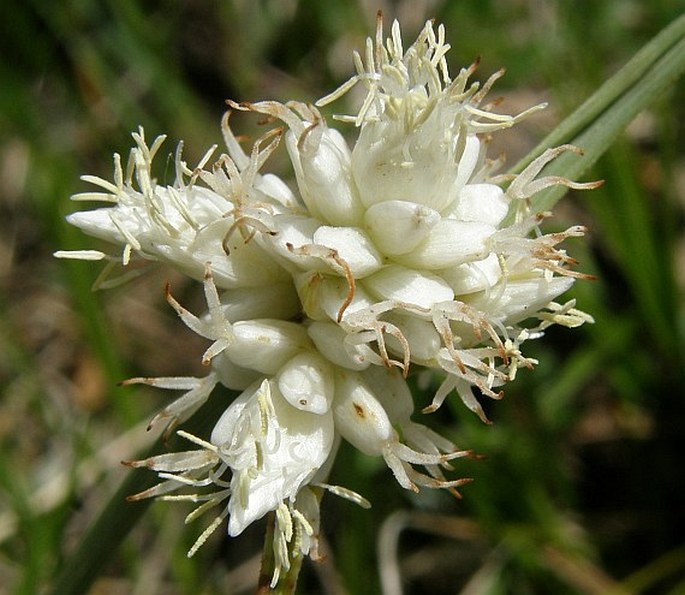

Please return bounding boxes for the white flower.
[209,379,334,537]
[56,122,291,289]
[58,15,599,579]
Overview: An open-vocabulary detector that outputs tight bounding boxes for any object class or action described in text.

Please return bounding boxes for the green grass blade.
[47,459,157,595]
[585,140,679,354]
[48,393,234,595]
[510,12,685,177]
[529,33,685,212]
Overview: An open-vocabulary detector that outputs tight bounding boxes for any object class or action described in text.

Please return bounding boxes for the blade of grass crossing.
[527,35,685,212]
[48,392,235,595]
[511,13,685,174]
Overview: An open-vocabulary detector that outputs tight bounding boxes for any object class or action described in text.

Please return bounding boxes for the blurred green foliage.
[1,1,684,593]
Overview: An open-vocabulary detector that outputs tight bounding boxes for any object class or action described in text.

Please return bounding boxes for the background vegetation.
[1,1,683,593]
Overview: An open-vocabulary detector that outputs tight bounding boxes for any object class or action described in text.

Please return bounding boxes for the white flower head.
[59,15,599,580]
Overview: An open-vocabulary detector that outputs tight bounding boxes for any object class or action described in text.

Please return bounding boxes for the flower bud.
[218,281,301,322]
[295,273,374,323]
[255,172,298,209]
[190,219,289,289]
[224,320,312,374]
[383,313,442,365]
[266,214,322,271]
[332,370,394,456]
[312,226,383,278]
[307,321,371,371]
[450,184,509,226]
[277,351,335,414]
[363,200,440,256]
[363,264,454,309]
[439,253,502,296]
[211,353,262,390]
[395,219,495,270]
[361,365,414,422]
[468,276,574,325]
[289,127,364,226]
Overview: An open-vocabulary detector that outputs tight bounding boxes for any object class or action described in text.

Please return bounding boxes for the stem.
[256,513,277,593]
[255,512,304,595]
[280,545,305,594]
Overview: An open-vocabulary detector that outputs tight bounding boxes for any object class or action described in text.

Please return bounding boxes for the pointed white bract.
[59,16,597,583]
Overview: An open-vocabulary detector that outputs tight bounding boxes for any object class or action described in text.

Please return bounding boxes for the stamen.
[188,510,228,558]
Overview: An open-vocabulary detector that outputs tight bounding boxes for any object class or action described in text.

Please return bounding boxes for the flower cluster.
[57,17,597,584]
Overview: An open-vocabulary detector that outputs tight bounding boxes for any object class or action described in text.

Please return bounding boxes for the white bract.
[58,16,598,584]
